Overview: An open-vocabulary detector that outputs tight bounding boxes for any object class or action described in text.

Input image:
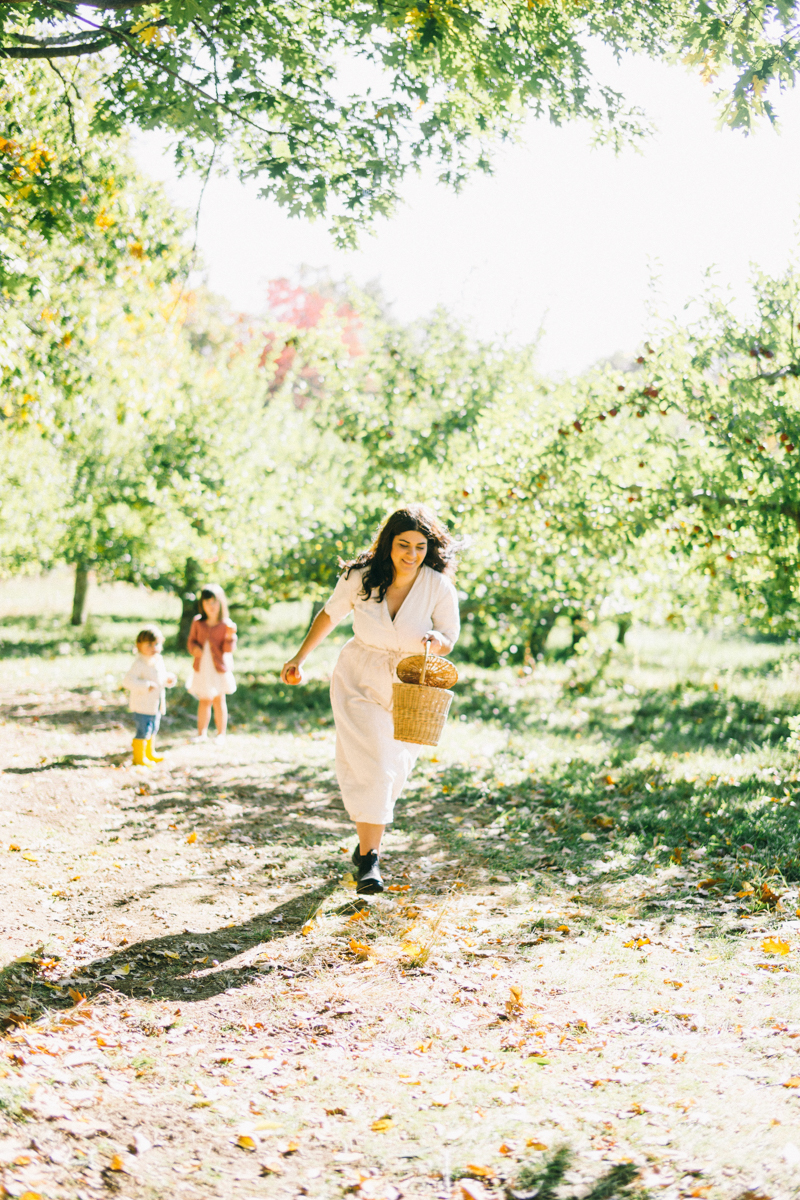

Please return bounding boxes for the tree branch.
[10,28,109,45]
[0,38,113,56]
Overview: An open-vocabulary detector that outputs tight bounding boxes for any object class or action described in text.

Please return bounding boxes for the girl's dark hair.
[198,584,230,623]
[343,505,457,603]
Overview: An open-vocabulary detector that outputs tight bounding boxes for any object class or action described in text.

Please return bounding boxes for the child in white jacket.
[122,625,176,766]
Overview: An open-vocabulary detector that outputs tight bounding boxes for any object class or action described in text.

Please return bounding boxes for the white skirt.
[187,641,236,701]
[330,638,421,826]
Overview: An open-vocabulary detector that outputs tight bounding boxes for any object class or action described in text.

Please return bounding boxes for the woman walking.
[281,505,460,894]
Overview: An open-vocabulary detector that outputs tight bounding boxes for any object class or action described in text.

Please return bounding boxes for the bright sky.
[133,51,800,377]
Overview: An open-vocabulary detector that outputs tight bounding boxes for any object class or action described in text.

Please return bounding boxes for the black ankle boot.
[356,849,384,894]
[351,845,362,871]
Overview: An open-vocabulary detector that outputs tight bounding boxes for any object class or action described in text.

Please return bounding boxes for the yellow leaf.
[8,843,20,852]
[237,1134,257,1151]
[498,1142,514,1155]
[761,937,790,956]
[348,938,373,960]
[604,775,616,785]
[526,1139,548,1151]
[22,852,38,863]
[163,950,180,960]
[19,1193,43,1200]
[466,1164,493,1177]
[623,937,650,949]
[14,1156,32,1166]
[252,1120,281,1131]
[187,831,197,844]
[783,1076,800,1088]
[387,884,411,892]
[347,910,367,924]
[109,1154,125,1171]
[371,1117,394,1132]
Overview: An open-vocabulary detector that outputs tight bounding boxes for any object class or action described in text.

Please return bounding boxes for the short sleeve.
[431,575,460,649]
[323,569,362,627]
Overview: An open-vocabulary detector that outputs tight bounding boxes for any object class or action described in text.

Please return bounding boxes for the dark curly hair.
[343,505,457,603]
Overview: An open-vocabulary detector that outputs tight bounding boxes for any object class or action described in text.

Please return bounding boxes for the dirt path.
[2,666,800,1200]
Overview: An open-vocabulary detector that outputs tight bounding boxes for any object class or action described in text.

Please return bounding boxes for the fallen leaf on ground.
[108,1154,125,1171]
[526,1139,548,1151]
[22,852,38,863]
[761,937,790,956]
[186,831,197,844]
[259,1158,284,1176]
[349,938,373,960]
[465,1164,493,1178]
[623,937,650,949]
[371,1116,394,1132]
[236,1134,257,1151]
[431,1089,454,1107]
[459,1182,488,1200]
[782,1077,800,1088]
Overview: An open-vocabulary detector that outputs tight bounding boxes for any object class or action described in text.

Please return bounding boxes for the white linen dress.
[323,564,460,825]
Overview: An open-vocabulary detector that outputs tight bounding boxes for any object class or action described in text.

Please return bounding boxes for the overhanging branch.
[0,38,113,56]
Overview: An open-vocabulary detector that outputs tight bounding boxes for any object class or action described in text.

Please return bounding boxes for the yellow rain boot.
[132,739,148,766]
[145,739,163,763]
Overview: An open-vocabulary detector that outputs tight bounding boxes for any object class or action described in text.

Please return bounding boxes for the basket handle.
[420,641,430,686]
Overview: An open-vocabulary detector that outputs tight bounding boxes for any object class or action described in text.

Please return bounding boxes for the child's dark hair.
[198,584,230,623]
[136,625,162,646]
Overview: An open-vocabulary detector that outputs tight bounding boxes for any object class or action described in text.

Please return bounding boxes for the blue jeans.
[133,711,161,740]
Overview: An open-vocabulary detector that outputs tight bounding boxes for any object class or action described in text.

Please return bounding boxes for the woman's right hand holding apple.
[281,659,304,685]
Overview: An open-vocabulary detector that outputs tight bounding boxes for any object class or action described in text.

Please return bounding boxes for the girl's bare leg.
[212,694,228,737]
[197,700,212,737]
[356,822,385,855]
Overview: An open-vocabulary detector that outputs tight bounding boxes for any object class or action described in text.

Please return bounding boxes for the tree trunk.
[176,557,201,650]
[71,564,90,626]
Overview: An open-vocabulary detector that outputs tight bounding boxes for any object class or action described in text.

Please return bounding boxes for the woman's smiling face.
[390,530,428,577]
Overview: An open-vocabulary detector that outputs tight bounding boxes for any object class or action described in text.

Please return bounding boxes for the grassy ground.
[2,581,800,1200]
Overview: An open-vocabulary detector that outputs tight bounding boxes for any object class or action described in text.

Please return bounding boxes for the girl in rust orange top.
[186,584,237,742]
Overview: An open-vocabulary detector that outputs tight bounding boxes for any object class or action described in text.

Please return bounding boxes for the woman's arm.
[425,578,461,656]
[280,610,335,684]
[422,630,453,656]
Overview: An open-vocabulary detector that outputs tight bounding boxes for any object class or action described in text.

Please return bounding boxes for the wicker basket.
[393,682,454,746]
[392,644,455,747]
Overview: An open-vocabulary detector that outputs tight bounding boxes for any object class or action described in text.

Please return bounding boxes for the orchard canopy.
[3,54,800,658]
[1,1,800,249]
